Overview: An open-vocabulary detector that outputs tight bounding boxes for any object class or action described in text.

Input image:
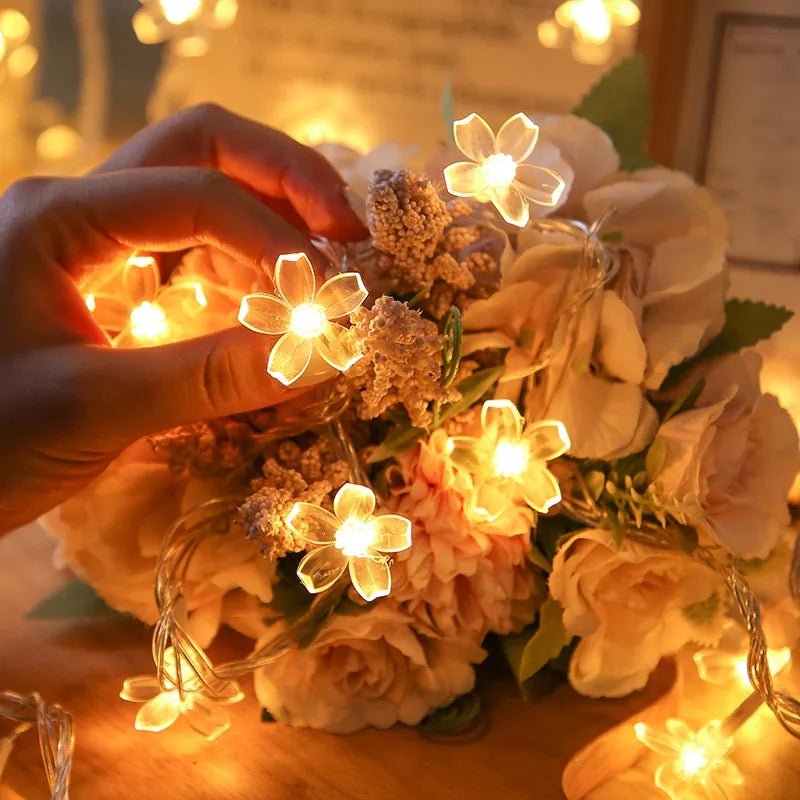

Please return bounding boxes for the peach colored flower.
[653,352,800,559]
[41,439,273,647]
[549,528,721,698]
[386,430,542,637]
[253,600,485,733]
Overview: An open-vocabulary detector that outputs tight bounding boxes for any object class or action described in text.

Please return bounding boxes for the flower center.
[290,303,327,339]
[482,153,517,189]
[130,301,168,341]
[335,518,377,558]
[493,440,529,478]
[678,743,709,776]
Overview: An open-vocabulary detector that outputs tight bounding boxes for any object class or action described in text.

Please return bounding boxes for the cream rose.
[41,439,274,647]
[386,430,542,637]
[653,352,800,559]
[549,528,721,698]
[254,601,485,733]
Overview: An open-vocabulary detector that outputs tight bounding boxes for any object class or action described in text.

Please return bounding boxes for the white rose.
[254,601,485,733]
[654,352,800,559]
[549,528,721,698]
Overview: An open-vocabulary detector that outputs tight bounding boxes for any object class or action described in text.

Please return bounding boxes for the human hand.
[0,104,366,533]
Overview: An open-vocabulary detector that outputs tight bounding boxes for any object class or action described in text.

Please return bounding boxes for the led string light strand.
[0,691,74,799]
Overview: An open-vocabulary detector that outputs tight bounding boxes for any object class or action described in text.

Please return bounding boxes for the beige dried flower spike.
[444,112,566,227]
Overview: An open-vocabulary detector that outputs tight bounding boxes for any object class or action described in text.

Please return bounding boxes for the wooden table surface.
[2,525,800,800]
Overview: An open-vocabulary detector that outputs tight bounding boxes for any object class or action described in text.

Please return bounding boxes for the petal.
[634,722,682,757]
[157,282,209,322]
[372,515,412,552]
[297,546,348,593]
[654,762,693,800]
[514,164,566,207]
[496,112,539,162]
[134,691,181,732]
[267,331,313,385]
[443,162,489,197]
[453,113,496,162]
[123,255,159,306]
[482,399,523,443]
[275,252,315,307]
[349,557,391,602]
[183,696,231,741]
[85,292,130,332]
[334,483,376,522]
[491,185,529,227]
[212,680,245,705]
[285,502,340,544]
[237,293,291,334]
[315,273,368,319]
[472,480,514,521]
[120,676,161,703]
[522,420,571,461]
[315,321,363,371]
[447,435,492,474]
[520,464,561,513]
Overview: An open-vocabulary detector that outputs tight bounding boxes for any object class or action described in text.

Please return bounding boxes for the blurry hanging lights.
[537,0,640,65]
[0,8,38,83]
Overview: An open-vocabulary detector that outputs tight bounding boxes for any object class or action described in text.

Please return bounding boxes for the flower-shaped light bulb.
[238,252,367,386]
[0,8,38,83]
[82,253,209,346]
[447,399,570,520]
[286,483,412,602]
[120,647,243,740]
[133,0,238,57]
[443,112,566,227]
[634,718,742,800]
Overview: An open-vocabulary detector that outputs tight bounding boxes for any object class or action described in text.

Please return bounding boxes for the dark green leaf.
[527,543,551,572]
[260,707,277,723]
[417,691,481,736]
[664,299,793,389]
[571,53,654,171]
[437,366,505,425]
[501,598,570,686]
[27,580,124,620]
[607,509,627,548]
[661,378,705,423]
[675,524,699,555]
[441,306,462,389]
[366,425,425,463]
[645,436,668,483]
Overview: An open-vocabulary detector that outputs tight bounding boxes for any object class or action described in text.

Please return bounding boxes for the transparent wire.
[0,691,74,799]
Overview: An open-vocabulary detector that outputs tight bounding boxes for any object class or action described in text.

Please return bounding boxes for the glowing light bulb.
[130,301,168,341]
[570,0,611,43]
[128,255,156,269]
[85,293,96,313]
[289,303,327,339]
[679,743,709,776]
[493,440,529,478]
[482,153,517,189]
[213,0,238,25]
[36,125,81,162]
[335,518,378,558]
[0,9,31,43]
[0,31,6,61]
[159,0,201,25]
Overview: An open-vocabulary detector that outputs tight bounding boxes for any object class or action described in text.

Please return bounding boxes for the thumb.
[75,327,320,444]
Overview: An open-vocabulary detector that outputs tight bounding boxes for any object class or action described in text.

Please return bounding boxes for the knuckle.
[200,343,245,417]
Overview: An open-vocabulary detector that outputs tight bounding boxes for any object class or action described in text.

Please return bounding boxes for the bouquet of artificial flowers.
[42,60,800,741]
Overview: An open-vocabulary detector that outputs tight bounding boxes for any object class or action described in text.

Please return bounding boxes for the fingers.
[65,327,310,443]
[22,167,331,279]
[94,103,367,242]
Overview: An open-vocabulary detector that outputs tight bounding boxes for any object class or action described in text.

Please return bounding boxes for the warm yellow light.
[194,284,208,307]
[85,293,96,312]
[213,0,238,26]
[493,440,529,478]
[613,0,640,26]
[733,648,791,688]
[537,19,563,49]
[335,518,378,558]
[0,9,30,43]
[0,31,6,62]
[482,153,517,189]
[130,301,168,341]
[7,43,37,77]
[127,255,156,269]
[571,0,612,43]
[36,125,81,162]
[679,743,709,776]
[159,0,202,25]
[289,303,327,339]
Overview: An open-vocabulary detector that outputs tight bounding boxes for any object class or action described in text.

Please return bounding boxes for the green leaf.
[366,424,425,463]
[265,553,315,623]
[440,76,456,143]
[675,524,699,555]
[441,306,462,389]
[438,365,505,426]
[661,377,705,423]
[571,53,654,171]
[664,299,792,388]
[501,598,570,686]
[527,543,552,572]
[27,580,124,620]
[645,436,668,483]
[607,509,627,548]
[417,691,481,736]
[260,708,277,723]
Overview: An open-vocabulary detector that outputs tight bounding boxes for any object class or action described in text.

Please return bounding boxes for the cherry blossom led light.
[238,252,367,386]
[121,646,244,740]
[443,112,566,227]
[286,483,412,602]
[0,8,38,83]
[447,400,570,520]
